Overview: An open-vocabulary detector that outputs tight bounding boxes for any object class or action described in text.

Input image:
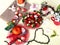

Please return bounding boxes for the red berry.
[37,13,40,16]
[35,23,40,27]
[13,15,18,19]
[33,12,37,14]
[30,15,34,19]
[12,19,16,23]
[27,17,31,21]
[42,6,48,11]
[24,19,28,24]
[37,17,43,22]
[29,12,34,15]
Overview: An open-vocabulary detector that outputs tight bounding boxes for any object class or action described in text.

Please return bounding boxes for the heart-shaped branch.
[27,28,50,45]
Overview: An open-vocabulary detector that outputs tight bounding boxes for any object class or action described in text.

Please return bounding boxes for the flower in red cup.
[6,25,29,45]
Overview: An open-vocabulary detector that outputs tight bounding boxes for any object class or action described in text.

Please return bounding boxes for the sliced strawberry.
[35,23,40,27]
[29,12,34,15]
[38,17,43,21]
[18,13,22,17]
[27,17,31,21]
[24,19,28,24]
[22,8,27,12]
[37,13,40,16]
[13,15,18,19]
[33,11,37,14]
[15,39,22,44]
[31,24,35,28]
[17,7,21,11]
[15,11,18,15]
[30,15,34,19]
[12,19,16,23]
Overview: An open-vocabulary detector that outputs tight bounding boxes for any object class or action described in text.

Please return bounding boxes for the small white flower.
[22,28,26,33]
[21,36,25,40]
[9,5,16,12]
[30,4,39,11]
[29,21,31,23]
[34,15,38,18]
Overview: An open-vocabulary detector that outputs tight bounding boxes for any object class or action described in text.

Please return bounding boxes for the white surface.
[0,0,60,45]
[0,0,14,15]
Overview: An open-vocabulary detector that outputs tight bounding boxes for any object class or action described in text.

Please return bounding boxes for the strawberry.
[17,7,21,11]
[22,8,27,12]
[35,23,40,27]
[15,11,18,15]
[18,13,22,17]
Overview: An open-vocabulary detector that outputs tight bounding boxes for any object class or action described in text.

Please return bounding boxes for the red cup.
[17,0,25,4]
[51,17,55,21]
[51,17,60,25]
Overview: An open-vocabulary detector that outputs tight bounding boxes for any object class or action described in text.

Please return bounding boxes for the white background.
[0,0,60,45]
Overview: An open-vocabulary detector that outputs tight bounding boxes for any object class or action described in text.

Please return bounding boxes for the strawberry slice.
[35,23,40,27]
[17,7,21,11]
[15,11,18,15]
[22,8,27,12]
[18,13,22,17]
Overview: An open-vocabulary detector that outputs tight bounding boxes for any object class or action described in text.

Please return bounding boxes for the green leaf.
[22,19,24,22]
[50,30,57,37]
[32,24,35,28]
[7,21,13,25]
[51,34,56,37]
[5,22,14,31]
[57,4,60,11]
[22,15,26,19]
[27,24,30,26]
[53,30,56,34]
[37,11,40,13]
